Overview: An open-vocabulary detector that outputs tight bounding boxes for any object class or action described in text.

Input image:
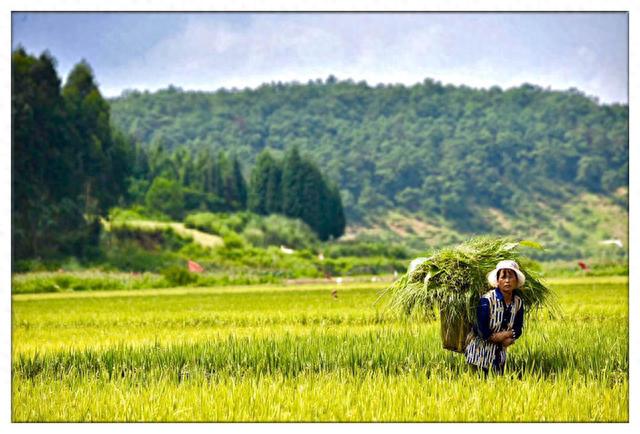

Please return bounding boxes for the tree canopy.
[12,49,347,259]
[12,49,130,260]
[110,78,628,232]
[13,47,628,263]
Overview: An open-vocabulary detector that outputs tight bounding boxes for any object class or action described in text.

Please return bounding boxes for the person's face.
[497,269,517,295]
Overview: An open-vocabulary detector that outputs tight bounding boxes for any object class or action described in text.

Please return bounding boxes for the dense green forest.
[109,74,628,259]
[12,49,131,260]
[110,77,628,226]
[12,47,628,267]
[12,49,345,264]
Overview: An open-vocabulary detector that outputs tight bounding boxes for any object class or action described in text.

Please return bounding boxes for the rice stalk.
[381,236,556,325]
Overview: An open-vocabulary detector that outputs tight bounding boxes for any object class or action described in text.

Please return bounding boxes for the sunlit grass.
[11,276,628,421]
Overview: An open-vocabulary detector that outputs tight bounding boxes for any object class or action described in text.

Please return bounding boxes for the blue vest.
[465,289,523,370]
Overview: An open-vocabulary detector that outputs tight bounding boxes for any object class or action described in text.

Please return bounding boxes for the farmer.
[464,260,525,374]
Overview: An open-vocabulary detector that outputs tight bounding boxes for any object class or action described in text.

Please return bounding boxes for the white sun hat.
[487,260,526,288]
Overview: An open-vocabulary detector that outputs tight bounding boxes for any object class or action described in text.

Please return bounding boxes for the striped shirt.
[465,288,524,371]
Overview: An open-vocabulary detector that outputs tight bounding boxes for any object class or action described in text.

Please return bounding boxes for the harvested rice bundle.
[382,236,554,352]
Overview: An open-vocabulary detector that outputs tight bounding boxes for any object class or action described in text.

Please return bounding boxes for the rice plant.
[11,276,628,422]
[383,237,555,322]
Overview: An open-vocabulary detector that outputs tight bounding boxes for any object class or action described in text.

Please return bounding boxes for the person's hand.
[502,337,515,347]
[489,331,512,343]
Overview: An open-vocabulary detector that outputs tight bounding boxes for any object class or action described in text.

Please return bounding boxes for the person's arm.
[491,332,512,343]
[475,297,492,340]
[501,300,525,347]
[477,296,513,344]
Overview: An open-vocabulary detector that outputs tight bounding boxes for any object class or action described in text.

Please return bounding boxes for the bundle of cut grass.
[382,236,554,352]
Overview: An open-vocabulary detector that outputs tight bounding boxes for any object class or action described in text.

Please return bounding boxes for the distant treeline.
[110,73,628,230]
[12,49,345,261]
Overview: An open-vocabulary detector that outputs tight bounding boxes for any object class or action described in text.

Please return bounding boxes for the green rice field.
[11,276,628,422]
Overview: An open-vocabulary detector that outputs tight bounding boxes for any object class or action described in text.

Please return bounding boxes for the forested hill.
[109,78,628,257]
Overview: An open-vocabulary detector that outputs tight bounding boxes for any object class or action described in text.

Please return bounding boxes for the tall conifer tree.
[281,146,305,218]
[249,149,280,214]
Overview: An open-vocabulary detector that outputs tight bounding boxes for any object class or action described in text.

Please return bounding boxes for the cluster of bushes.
[102,241,183,272]
[323,240,411,259]
[319,256,407,277]
[184,211,253,235]
[108,206,171,223]
[12,205,627,294]
[12,254,627,295]
[159,266,283,287]
[108,224,189,251]
[184,211,319,250]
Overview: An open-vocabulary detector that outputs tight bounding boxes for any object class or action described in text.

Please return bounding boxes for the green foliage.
[103,241,179,272]
[145,177,184,220]
[108,223,189,252]
[102,223,191,271]
[108,205,170,222]
[248,149,282,214]
[184,211,253,235]
[12,48,133,261]
[258,146,346,240]
[225,156,248,210]
[539,259,628,277]
[10,270,284,294]
[184,211,319,250]
[14,46,629,267]
[324,240,410,259]
[320,256,407,276]
[221,232,247,250]
[11,271,166,294]
[11,278,629,421]
[109,78,627,239]
[160,265,198,286]
[241,214,319,249]
[384,237,554,325]
[62,60,128,214]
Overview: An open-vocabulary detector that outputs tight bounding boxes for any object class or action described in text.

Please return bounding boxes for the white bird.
[600,239,623,248]
[280,245,295,254]
[335,277,343,284]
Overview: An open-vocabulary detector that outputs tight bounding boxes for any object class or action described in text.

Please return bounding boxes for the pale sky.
[12,12,628,103]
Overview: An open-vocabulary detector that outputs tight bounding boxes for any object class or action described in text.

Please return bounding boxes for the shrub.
[221,232,246,250]
[160,265,198,286]
[184,212,221,234]
[108,224,190,252]
[103,241,179,272]
[109,205,170,223]
[324,240,410,259]
[145,177,184,220]
[242,214,318,249]
[184,211,253,235]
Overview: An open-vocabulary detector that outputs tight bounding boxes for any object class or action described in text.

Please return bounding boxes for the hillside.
[109,78,629,259]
